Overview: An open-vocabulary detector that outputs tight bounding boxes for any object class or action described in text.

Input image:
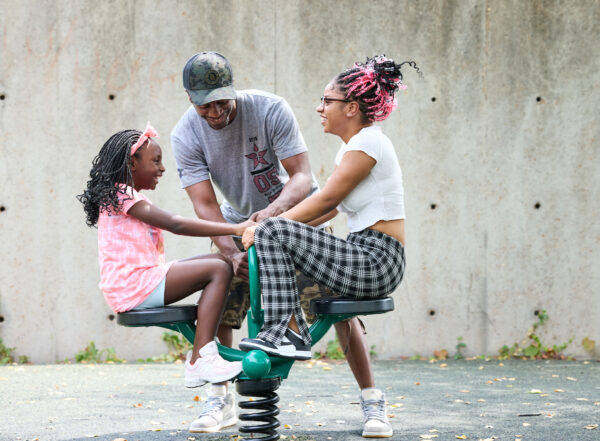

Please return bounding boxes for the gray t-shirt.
[171,89,320,223]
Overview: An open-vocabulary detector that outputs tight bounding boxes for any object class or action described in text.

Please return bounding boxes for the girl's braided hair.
[77,129,143,227]
[333,55,421,122]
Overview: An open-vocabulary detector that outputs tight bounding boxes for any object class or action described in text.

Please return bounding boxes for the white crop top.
[335,125,405,232]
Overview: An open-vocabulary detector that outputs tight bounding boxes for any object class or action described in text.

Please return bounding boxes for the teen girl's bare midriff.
[368,218,405,246]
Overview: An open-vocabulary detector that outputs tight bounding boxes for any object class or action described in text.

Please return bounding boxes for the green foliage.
[74,341,124,363]
[454,336,467,360]
[315,336,345,360]
[137,331,192,363]
[369,344,377,358]
[0,338,28,365]
[497,310,574,360]
[582,337,596,353]
[0,338,16,364]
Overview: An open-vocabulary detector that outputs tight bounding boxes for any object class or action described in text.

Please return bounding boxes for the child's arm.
[127,201,252,237]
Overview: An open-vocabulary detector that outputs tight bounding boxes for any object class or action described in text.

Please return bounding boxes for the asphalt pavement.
[1,359,599,441]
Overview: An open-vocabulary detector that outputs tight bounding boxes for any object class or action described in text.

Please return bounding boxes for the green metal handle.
[247,245,263,338]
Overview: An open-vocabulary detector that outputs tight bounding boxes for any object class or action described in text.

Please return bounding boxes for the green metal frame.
[230,246,356,380]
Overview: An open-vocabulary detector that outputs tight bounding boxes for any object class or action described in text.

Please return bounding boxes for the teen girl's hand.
[242,225,258,250]
[234,219,256,236]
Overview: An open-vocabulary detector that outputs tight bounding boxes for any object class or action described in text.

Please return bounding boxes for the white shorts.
[133,277,166,309]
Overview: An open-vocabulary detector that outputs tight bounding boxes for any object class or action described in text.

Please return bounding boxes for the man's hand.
[242,225,258,250]
[249,204,284,222]
[228,251,249,282]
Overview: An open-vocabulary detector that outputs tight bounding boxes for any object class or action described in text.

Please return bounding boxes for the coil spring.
[238,390,280,441]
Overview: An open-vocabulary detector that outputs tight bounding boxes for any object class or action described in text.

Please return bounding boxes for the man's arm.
[185,180,249,281]
[250,152,313,222]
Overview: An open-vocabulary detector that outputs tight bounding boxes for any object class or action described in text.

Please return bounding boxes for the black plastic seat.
[117,304,197,326]
[309,296,394,315]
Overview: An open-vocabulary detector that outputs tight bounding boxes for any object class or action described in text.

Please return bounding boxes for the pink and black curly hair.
[333,55,421,122]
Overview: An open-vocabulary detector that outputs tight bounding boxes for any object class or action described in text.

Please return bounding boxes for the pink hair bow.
[130,121,160,156]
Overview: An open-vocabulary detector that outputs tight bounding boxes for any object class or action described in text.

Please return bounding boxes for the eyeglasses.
[320,96,352,106]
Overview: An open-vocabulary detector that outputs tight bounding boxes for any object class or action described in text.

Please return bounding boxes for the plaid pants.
[254,217,405,346]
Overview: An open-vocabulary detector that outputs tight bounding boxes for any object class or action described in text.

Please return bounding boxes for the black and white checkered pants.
[254,217,405,346]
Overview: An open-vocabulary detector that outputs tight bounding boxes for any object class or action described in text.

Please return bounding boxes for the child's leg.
[164,254,232,364]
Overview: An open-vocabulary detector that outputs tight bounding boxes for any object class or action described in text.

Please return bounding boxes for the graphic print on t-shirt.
[246,136,283,203]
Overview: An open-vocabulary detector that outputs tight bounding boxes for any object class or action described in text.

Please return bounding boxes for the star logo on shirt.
[245,143,269,169]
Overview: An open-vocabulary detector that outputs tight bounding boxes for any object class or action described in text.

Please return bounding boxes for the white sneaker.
[184,341,243,388]
[360,388,393,438]
[189,385,238,433]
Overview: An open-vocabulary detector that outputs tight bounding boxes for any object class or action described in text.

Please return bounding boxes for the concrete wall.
[0,0,598,363]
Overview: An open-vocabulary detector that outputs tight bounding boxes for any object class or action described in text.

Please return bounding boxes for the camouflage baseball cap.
[183,52,236,106]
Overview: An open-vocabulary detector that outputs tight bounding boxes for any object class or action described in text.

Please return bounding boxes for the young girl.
[239,56,420,438]
[78,123,253,388]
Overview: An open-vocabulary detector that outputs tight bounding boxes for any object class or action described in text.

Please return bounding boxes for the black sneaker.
[239,329,311,360]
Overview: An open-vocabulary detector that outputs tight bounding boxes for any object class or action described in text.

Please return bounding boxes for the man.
[171,52,392,438]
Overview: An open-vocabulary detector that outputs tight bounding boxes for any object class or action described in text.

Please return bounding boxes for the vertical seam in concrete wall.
[273,0,277,94]
[482,0,490,355]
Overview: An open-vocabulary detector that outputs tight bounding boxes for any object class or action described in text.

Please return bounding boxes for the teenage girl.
[239,56,420,438]
[78,123,253,387]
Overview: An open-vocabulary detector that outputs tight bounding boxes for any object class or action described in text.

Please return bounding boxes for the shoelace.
[200,395,226,416]
[361,398,387,423]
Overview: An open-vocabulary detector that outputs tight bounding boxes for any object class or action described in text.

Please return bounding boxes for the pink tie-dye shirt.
[97,186,174,312]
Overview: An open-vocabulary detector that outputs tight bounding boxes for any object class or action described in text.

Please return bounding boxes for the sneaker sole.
[239,340,311,360]
[185,367,243,388]
[362,430,393,438]
[189,416,238,433]
[185,378,208,388]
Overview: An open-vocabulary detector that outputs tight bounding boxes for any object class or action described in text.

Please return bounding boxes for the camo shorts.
[213,228,338,329]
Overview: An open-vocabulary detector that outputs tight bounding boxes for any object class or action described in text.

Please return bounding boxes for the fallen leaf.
[528,389,542,394]
[566,377,577,381]
[415,382,421,386]
[456,436,467,439]
[440,363,448,368]
[419,435,438,439]
[554,389,565,393]
[322,367,332,371]
[193,396,200,401]
[133,403,143,408]
[316,422,325,426]
[576,398,589,401]
[284,424,292,429]
[584,424,598,430]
